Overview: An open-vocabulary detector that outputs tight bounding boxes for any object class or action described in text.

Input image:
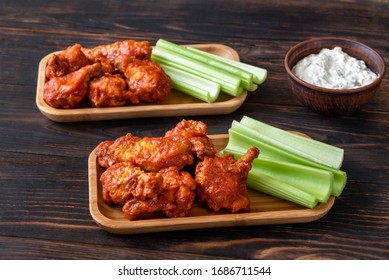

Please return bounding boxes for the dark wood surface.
[1,0,388,260]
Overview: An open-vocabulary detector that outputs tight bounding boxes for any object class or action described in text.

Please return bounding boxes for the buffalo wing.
[164,119,217,160]
[82,40,152,73]
[95,120,260,220]
[44,39,171,109]
[195,146,259,213]
[44,63,103,108]
[101,163,196,220]
[45,44,90,80]
[101,162,162,206]
[88,74,138,107]
[123,58,172,103]
[95,132,194,171]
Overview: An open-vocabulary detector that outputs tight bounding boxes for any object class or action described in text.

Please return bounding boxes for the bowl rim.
[284,37,386,95]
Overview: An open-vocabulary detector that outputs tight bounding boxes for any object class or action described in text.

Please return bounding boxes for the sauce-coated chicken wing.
[124,59,172,103]
[44,40,172,109]
[101,163,196,220]
[164,119,217,160]
[95,133,194,171]
[101,162,163,206]
[156,167,197,218]
[89,74,138,107]
[195,146,260,213]
[45,44,90,80]
[95,140,115,168]
[44,63,103,108]
[95,119,261,221]
[122,167,196,220]
[82,40,152,73]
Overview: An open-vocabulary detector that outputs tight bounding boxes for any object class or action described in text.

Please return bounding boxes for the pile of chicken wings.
[95,120,259,220]
[44,40,172,109]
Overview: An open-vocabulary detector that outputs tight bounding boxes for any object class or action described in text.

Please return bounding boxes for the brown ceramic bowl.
[284,37,386,115]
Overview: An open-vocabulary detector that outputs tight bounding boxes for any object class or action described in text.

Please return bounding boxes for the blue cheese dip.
[292,47,378,89]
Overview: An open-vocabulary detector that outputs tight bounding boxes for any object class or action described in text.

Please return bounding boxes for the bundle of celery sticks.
[151,39,267,103]
[223,116,347,208]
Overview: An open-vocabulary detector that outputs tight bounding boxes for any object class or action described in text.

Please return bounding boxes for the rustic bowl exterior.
[285,37,386,115]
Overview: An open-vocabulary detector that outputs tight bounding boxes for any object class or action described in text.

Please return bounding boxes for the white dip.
[292,46,378,89]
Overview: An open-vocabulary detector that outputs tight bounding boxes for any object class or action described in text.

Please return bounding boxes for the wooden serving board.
[36,44,247,122]
[88,134,335,234]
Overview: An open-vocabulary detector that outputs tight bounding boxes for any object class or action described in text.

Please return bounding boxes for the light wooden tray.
[88,134,335,234]
[36,44,247,122]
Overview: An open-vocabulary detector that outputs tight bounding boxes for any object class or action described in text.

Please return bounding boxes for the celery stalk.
[153,54,242,96]
[238,155,333,203]
[151,47,243,96]
[248,83,258,92]
[156,39,254,90]
[225,121,347,197]
[188,47,267,85]
[226,126,313,163]
[159,64,220,103]
[222,117,348,207]
[247,173,318,209]
[240,116,344,169]
[253,158,333,203]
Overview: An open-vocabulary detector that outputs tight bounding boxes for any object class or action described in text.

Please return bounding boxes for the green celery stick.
[224,122,347,197]
[159,63,220,103]
[240,116,344,169]
[156,39,254,90]
[247,173,318,209]
[151,47,243,96]
[188,46,267,85]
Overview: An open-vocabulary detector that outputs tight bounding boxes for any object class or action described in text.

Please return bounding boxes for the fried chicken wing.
[95,119,261,220]
[157,167,197,218]
[95,133,194,171]
[82,40,152,73]
[165,119,209,139]
[89,74,138,107]
[121,167,196,220]
[45,44,90,80]
[195,146,260,213]
[95,133,140,168]
[95,140,115,168]
[120,136,194,171]
[101,162,196,220]
[44,63,103,108]
[101,162,163,205]
[124,59,172,103]
[122,199,161,221]
[44,40,173,109]
[164,119,217,160]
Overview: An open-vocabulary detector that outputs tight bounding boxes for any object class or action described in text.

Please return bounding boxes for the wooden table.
[1,0,388,260]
